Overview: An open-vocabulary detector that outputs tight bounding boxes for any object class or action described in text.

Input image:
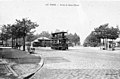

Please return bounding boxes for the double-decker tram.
[51,32,68,50]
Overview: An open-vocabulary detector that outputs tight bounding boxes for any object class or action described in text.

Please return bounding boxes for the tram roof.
[52,32,67,35]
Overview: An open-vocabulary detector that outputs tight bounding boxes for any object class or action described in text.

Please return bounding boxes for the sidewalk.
[0,58,17,79]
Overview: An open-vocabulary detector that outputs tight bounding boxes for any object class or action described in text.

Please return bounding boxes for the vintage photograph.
[0,0,120,79]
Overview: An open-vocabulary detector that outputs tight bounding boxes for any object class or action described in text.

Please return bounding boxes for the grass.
[0,48,41,64]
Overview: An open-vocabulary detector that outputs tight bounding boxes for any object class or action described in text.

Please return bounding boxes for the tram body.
[51,32,68,50]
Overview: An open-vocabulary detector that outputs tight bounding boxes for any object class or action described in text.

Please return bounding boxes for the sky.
[0,0,120,44]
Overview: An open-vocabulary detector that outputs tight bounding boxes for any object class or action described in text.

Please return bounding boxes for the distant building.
[32,37,51,47]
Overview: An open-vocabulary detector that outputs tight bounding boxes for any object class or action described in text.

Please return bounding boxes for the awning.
[32,37,51,43]
[37,37,49,40]
[33,39,39,42]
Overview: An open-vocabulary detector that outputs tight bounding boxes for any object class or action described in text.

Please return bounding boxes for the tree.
[6,24,18,48]
[107,26,119,39]
[73,33,80,45]
[94,23,119,42]
[67,33,80,46]
[26,31,51,42]
[67,33,74,43]
[94,23,109,39]
[26,33,36,42]
[39,31,51,38]
[83,32,100,47]
[16,18,39,51]
[1,24,11,46]
[84,23,120,47]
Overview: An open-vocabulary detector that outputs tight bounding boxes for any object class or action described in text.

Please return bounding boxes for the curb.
[1,57,44,79]
[18,58,44,79]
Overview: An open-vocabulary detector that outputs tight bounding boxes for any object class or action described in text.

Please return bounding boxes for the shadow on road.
[44,57,70,64]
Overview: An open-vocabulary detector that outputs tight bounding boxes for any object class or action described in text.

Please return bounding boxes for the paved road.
[31,47,120,79]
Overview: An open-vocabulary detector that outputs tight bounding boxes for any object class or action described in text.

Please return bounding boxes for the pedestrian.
[27,45,31,52]
[16,43,19,49]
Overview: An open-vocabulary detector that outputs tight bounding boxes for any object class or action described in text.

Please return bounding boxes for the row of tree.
[0,18,80,51]
[0,18,39,51]
[83,23,120,47]
[67,33,80,45]
[83,31,100,47]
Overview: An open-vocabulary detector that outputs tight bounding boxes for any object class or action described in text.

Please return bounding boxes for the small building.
[100,39,115,50]
[32,37,51,47]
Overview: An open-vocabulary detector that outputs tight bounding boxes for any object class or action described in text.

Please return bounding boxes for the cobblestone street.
[32,68,120,79]
[30,47,120,79]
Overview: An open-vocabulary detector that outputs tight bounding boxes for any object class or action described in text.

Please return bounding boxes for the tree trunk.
[16,38,18,49]
[16,38,18,45]
[23,19,26,51]
[23,36,26,51]
[13,39,15,48]
[12,37,13,48]
[2,40,4,47]
[6,40,7,47]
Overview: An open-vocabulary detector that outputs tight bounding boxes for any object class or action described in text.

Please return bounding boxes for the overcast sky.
[0,0,120,44]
